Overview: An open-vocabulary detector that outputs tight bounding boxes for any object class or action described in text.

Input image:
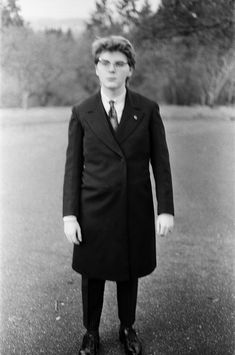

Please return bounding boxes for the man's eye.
[102,60,110,66]
[116,62,126,67]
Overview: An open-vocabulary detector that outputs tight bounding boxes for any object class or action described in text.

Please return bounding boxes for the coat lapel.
[84,90,144,156]
[85,91,124,157]
[115,89,144,143]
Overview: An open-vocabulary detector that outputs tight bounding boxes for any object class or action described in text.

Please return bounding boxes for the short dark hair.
[92,35,136,69]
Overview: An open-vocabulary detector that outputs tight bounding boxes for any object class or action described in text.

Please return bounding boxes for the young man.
[63,36,174,355]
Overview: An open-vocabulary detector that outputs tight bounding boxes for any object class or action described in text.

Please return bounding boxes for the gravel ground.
[0,108,235,354]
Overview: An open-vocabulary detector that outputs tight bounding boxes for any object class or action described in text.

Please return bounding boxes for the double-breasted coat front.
[63,89,174,281]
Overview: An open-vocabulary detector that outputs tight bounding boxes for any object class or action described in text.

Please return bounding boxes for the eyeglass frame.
[97,57,129,70]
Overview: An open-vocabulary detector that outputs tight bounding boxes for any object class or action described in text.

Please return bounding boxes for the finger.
[76,228,82,243]
[72,236,80,245]
[156,220,161,235]
[66,229,78,244]
[71,232,80,245]
[160,225,168,237]
[159,223,164,236]
[75,231,81,244]
[64,225,71,239]
[65,233,73,243]
[163,227,169,236]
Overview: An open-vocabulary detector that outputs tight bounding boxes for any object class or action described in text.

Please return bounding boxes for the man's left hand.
[156,213,174,237]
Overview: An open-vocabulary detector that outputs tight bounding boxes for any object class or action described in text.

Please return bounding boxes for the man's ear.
[127,67,133,78]
[95,65,99,77]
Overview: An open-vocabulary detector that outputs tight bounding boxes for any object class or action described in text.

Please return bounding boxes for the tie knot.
[109,100,115,108]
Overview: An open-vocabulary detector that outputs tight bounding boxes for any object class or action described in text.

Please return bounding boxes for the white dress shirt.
[100,88,126,123]
[63,88,126,222]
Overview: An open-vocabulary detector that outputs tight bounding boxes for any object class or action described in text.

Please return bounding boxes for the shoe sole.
[119,332,142,355]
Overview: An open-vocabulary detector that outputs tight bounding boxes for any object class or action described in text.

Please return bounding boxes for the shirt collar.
[100,88,126,105]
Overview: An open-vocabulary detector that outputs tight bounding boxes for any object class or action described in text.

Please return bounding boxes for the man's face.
[95,51,133,92]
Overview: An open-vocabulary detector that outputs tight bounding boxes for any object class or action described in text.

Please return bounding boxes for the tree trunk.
[228,81,235,104]
[200,91,206,105]
[22,91,29,109]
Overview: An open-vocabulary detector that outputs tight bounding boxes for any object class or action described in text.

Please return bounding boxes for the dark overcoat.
[63,89,174,281]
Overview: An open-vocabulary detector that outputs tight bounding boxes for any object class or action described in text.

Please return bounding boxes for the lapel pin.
[133,115,138,120]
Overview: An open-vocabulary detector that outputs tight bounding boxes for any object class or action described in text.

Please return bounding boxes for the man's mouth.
[107,77,117,81]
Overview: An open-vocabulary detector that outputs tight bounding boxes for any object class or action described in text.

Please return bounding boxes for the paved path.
[1,109,235,354]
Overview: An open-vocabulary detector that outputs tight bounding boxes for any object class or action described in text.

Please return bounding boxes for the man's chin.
[104,82,119,90]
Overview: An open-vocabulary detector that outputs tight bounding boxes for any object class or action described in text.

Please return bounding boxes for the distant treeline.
[1,0,234,107]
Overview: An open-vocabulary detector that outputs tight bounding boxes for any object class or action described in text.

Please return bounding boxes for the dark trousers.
[81,276,138,331]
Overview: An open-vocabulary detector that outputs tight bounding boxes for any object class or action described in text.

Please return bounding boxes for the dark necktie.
[108,100,119,131]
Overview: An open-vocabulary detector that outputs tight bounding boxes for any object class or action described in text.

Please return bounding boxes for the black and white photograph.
[0,0,235,354]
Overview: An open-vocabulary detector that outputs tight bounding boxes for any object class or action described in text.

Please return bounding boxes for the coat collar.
[85,89,144,157]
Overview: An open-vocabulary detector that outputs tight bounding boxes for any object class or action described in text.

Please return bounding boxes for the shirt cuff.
[63,215,77,222]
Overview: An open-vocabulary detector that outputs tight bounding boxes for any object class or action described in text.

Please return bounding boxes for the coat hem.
[72,264,157,282]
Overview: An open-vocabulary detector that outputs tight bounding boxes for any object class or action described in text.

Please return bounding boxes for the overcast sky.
[19,0,161,19]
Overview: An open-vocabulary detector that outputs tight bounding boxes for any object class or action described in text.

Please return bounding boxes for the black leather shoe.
[119,326,142,355]
[79,331,100,355]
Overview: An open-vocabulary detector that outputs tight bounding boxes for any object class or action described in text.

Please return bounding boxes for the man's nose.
[108,63,116,72]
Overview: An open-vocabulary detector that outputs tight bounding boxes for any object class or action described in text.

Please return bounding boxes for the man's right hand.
[64,219,82,245]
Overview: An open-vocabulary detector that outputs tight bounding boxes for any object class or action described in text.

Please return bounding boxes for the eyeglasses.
[98,58,129,70]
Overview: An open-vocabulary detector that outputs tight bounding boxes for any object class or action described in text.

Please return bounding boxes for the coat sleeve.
[63,107,84,218]
[150,103,174,216]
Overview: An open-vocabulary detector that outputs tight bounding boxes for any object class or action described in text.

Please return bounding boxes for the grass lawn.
[0,106,235,354]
